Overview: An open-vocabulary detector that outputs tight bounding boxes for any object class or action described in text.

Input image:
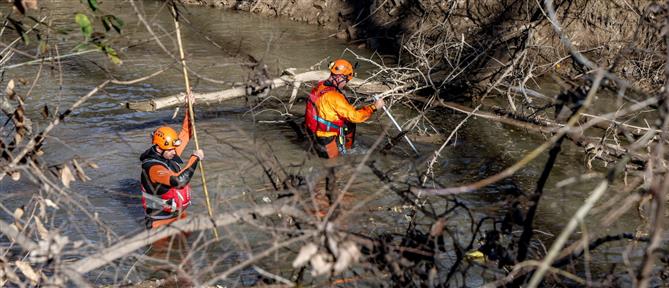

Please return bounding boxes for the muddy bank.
[179,0,660,96]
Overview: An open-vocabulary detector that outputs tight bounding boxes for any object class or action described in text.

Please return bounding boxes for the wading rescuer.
[305,59,384,158]
[139,98,204,229]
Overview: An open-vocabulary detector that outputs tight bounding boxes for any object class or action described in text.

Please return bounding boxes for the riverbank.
[179,0,658,94]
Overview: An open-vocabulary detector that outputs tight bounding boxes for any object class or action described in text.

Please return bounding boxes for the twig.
[421,104,480,185]
[205,234,312,285]
[252,265,295,286]
[526,181,609,287]
[0,81,110,181]
[414,74,600,195]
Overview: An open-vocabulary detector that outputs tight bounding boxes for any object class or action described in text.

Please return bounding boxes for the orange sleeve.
[176,109,192,157]
[148,156,198,186]
[327,92,376,123]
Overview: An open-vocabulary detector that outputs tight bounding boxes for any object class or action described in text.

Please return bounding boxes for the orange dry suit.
[139,113,199,229]
[305,81,376,158]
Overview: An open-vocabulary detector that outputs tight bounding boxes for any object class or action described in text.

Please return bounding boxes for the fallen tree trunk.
[125,69,392,111]
[68,203,309,274]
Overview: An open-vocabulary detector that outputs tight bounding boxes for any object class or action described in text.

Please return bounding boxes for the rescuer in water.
[139,93,204,229]
[304,58,384,158]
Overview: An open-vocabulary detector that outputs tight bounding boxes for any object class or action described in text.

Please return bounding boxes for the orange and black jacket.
[313,81,376,138]
[139,112,199,218]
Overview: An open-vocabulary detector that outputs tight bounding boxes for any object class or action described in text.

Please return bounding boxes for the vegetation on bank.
[0,0,667,287]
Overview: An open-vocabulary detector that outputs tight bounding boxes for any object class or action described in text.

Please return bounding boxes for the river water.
[0,0,649,286]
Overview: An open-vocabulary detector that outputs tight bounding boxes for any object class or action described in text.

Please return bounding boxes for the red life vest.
[305,81,345,135]
[141,159,192,219]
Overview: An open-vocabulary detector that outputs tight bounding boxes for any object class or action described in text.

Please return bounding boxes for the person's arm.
[328,92,376,123]
[176,109,192,157]
[148,156,199,188]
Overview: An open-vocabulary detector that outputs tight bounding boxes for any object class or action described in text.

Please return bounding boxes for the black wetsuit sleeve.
[168,157,199,188]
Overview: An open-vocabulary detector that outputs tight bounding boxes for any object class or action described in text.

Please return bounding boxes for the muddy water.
[0,0,646,285]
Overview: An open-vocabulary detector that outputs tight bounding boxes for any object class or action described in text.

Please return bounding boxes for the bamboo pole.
[171,5,218,239]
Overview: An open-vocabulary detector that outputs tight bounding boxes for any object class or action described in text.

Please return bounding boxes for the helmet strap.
[331,74,347,87]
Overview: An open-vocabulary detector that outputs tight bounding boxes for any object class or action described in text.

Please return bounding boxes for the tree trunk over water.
[126,70,391,111]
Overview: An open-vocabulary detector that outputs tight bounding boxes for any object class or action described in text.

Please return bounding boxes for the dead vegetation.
[0,0,668,287]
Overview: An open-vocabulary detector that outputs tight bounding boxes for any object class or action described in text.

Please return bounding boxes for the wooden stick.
[171,5,218,239]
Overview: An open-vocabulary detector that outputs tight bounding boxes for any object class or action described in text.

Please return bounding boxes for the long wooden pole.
[171,5,218,239]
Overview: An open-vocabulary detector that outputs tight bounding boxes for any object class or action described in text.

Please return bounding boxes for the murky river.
[0,0,649,286]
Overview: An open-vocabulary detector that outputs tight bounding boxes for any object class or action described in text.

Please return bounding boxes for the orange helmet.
[152,126,181,150]
[329,59,354,80]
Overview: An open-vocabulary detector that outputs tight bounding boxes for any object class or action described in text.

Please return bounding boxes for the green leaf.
[110,15,124,34]
[38,40,47,55]
[87,0,99,11]
[101,15,123,34]
[74,13,93,40]
[108,53,122,65]
[101,16,111,32]
[101,45,122,65]
[21,33,30,46]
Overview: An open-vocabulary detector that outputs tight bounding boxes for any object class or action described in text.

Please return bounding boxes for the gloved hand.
[374,98,385,110]
[192,149,204,160]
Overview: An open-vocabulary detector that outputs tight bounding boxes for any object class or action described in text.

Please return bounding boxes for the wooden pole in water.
[171,4,219,239]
